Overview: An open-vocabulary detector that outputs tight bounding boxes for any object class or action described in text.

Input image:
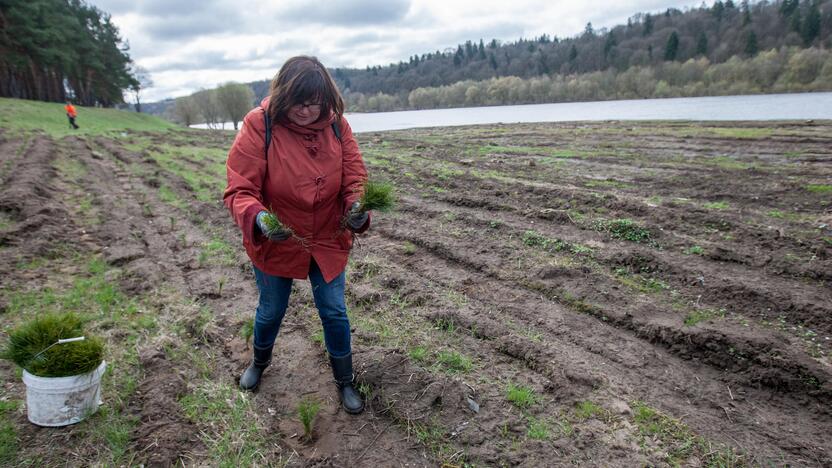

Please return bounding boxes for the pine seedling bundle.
[1,313,104,377]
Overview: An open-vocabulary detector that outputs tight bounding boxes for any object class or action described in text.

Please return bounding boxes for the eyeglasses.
[293,102,321,112]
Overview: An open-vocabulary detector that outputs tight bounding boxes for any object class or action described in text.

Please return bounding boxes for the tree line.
[347,46,832,111]
[330,0,830,100]
[170,83,254,130]
[157,0,831,123]
[0,0,139,106]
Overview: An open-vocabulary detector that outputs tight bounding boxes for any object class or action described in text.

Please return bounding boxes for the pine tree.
[696,31,708,56]
[745,30,758,56]
[664,31,680,61]
[643,14,653,36]
[802,1,821,45]
[741,0,752,26]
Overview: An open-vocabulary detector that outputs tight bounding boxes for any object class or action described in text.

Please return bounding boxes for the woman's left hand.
[345,201,369,231]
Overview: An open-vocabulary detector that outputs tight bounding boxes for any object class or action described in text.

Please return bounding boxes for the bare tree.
[192,88,222,128]
[129,65,153,113]
[173,95,200,127]
[216,82,254,130]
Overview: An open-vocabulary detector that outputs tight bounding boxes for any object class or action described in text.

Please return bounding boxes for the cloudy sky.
[93,0,704,102]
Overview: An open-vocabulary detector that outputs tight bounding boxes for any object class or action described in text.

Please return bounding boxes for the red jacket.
[65,104,77,117]
[224,98,369,283]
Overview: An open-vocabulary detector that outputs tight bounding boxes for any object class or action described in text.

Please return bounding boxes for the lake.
[196,92,832,133]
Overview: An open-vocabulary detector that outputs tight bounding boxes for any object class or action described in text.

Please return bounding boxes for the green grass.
[180,382,267,466]
[0,97,177,137]
[526,416,550,440]
[683,308,726,326]
[593,218,653,244]
[703,201,730,210]
[574,400,605,421]
[506,383,537,409]
[199,238,237,266]
[806,184,832,194]
[409,346,428,362]
[435,350,472,374]
[684,245,704,255]
[0,400,20,465]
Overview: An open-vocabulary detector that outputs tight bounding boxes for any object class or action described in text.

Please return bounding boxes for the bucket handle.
[27,336,85,365]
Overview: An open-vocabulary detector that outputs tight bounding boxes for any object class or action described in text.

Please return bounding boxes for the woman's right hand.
[256,211,292,241]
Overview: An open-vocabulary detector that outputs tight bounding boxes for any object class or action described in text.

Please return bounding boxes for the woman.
[223,56,370,414]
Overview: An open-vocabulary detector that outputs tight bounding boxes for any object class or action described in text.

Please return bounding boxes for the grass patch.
[0,400,19,465]
[806,184,832,194]
[199,238,237,266]
[574,400,605,421]
[683,308,726,326]
[0,97,176,137]
[436,350,472,374]
[506,383,538,409]
[629,401,745,465]
[526,416,550,440]
[593,218,653,244]
[409,346,428,363]
[703,201,729,210]
[180,382,268,466]
[684,245,704,255]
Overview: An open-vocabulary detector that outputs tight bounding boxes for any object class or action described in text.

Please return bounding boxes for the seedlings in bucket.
[297,396,321,440]
[0,313,104,378]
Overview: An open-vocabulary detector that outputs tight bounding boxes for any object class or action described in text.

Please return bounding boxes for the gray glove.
[256,211,292,241]
[346,201,369,231]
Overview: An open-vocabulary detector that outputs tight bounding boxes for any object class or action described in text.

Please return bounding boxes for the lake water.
[197,92,832,133]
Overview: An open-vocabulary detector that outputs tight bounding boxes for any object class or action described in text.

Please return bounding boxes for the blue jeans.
[252,261,351,358]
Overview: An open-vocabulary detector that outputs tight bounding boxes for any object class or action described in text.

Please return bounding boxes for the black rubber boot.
[329,353,364,414]
[239,344,273,391]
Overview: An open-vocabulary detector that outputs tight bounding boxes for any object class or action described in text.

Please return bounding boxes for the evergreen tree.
[584,22,595,38]
[802,1,821,45]
[780,0,799,18]
[741,0,752,26]
[0,0,136,104]
[664,31,680,61]
[569,44,578,62]
[789,10,802,33]
[696,31,709,56]
[713,1,725,20]
[643,13,653,36]
[603,32,617,67]
[745,30,759,56]
[489,52,498,70]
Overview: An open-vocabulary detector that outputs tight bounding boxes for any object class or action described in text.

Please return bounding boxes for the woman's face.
[287,100,321,126]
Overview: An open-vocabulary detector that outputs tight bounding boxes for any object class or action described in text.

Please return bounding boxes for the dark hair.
[267,56,344,125]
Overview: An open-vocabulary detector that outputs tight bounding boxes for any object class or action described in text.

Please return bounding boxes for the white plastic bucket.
[21,360,106,427]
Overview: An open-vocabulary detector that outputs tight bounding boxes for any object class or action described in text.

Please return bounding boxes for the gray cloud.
[280,0,411,26]
[144,12,245,40]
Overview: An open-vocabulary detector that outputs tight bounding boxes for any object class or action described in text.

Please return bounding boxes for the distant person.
[64,101,79,129]
[223,55,371,414]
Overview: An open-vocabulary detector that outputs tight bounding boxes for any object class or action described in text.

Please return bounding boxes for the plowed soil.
[1,119,831,467]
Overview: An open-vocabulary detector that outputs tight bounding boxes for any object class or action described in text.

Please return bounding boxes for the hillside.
[148,0,832,121]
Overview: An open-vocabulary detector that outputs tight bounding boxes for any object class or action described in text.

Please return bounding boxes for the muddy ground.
[0,120,831,467]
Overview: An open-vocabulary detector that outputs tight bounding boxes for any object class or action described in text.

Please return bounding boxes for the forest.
[159,0,832,119]
[0,0,138,106]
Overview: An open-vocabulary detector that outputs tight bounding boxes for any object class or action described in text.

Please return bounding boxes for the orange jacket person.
[64,101,79,129]
[223,56,370,414]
